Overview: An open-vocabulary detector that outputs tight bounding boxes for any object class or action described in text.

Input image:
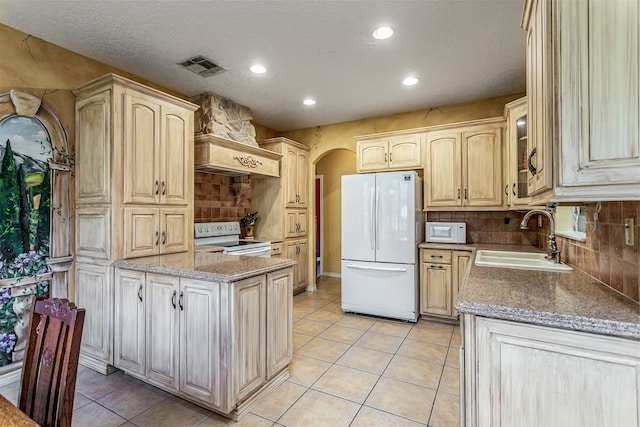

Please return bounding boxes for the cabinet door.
[146,273,179,390]
[388,134,422,170]
[475,317,640,427]
[76,91,111,205]
[424,132,461,207]
[266,268,293,379]
[284,146,299,208]
[525,0,553,196]
[451,251,471,318]
[285,210,307,239]
[296,149,309,208]
[555,0,640,199]
[420,262,452,317]
[357,140,388,172]
[113,268,146,375]
[296,239,308,293]
[232,275,266,402]
[160,103,191,206]
[160,208,190,254]
[76,263,112,362]
[506,99,531,207]
[124,208,159,259]
[463,127,503,207]
[179,279,220,407]
[123,92,160,205]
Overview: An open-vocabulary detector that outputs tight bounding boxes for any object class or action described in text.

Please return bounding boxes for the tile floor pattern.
[0,276,461,427]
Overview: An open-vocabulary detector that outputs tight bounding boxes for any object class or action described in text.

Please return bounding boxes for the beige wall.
[315,150,357,274]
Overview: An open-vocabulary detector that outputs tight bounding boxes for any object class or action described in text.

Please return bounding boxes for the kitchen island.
[433,243,640,427]
[111,252,296,420]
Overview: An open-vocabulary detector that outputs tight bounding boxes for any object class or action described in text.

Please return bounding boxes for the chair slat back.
[19,297,85,427]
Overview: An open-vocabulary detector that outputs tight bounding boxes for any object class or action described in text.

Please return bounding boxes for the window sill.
[556,230,586,242]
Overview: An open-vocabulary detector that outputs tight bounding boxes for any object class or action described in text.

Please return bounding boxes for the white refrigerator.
[341,171,423,321]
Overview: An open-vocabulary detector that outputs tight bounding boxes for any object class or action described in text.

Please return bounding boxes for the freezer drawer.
[341,260,418,322]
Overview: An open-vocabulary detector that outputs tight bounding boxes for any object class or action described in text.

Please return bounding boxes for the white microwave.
[426,222,467,244]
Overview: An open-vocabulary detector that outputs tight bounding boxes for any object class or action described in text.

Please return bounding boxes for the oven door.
[225,246,272,258]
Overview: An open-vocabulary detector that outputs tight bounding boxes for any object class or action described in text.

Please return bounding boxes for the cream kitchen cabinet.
[123,93,191,206]
[112,263,294,419]
[463,315,640,427]
[113,268,146,376]
[522,0,640,202]
[74,74,197,373]
[252,137,311,292]
[424,120,504,210]
[420,249,471,320]
[504,97,532,207]
[355,133,422,173]
[285,239,308,294]
[124,207,190,258]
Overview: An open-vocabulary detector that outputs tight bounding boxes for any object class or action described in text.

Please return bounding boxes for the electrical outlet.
[624,218,634,246]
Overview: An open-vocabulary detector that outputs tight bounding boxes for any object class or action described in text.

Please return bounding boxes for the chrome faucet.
[520,208,561,263]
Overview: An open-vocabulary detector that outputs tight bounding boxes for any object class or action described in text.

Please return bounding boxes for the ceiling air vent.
[178,55,226,77]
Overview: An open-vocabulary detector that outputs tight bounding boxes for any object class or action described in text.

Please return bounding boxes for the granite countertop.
[112,251,296,283]
[419,242,640,339]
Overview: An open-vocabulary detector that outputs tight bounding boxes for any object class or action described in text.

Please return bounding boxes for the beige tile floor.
[0,276,460,427]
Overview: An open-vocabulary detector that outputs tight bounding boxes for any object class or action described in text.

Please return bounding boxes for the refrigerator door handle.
[370,190,375,250]
[346,263,408,273]
[375,186,380,249]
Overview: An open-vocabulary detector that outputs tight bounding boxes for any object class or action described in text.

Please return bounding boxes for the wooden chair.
[19,297,85,427]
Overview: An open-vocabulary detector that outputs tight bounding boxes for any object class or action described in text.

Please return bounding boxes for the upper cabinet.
[504,97,532,208]
[284,143,309,209]
[356,132,422,173]
[424,120,504,210]
[523,0,640,202]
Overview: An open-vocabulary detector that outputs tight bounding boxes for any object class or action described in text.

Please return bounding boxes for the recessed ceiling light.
[373,26,394,40]
[250,64,267,74]
[303,98,316,106]
[402,76,419,86]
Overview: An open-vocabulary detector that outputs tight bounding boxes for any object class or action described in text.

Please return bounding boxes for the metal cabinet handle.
[171,290,176,309]
[389,152,393,162]
[457,188,461,199]
[527,147,537,176]
[161,181,166,196]
[161,231,166,245]
[504,184,509,197]
[154,231,159,246]
[464,188,468,200]
[430,255,443,258]
[385,152,388,162]
[155,180,159,195]
[179,291,184,311]
[512,183,517,196]
[138,284,143,302]
[430,265,444,269]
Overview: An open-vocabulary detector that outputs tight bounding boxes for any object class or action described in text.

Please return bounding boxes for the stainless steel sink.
[475,250,573,272]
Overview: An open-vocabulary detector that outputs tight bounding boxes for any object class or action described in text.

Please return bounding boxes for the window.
[554,206,586,241]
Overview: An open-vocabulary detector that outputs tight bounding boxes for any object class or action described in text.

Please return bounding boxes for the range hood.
[194,134,282,178]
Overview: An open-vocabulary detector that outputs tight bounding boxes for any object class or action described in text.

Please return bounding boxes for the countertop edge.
[112,257,297,282]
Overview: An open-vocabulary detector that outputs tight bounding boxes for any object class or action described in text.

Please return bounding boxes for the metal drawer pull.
[431,265,444,269]
[179,291,184,311]
[430,255,443,258]
[138,284,143,302]
[171,290,176,309]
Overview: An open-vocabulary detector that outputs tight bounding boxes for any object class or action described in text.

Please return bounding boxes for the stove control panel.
[195,221,241,238]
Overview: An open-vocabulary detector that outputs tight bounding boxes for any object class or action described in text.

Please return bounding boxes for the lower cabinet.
[285,239,308,293]
[113,266,293,417]
[462,315,640,427]
[76,261,113,372]
[419,249,471,320]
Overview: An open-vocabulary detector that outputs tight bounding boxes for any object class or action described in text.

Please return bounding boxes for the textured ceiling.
[0,0,526,131]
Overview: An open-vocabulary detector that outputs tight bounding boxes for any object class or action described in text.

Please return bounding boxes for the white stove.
[194,221,271,257]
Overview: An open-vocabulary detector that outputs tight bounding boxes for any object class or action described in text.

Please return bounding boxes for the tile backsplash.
[194,172,251,223]
[426,210,539,246]
[538,201,639,303]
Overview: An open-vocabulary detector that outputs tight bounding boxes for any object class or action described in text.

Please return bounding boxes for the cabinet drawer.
[421,249,452,264]
[271,242,283,257]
